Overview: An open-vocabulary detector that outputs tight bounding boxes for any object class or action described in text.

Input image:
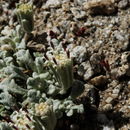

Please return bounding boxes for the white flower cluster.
[18,3,33,13]
[35,102,50,116]
[54,53,70,65]
[10,109,35,130]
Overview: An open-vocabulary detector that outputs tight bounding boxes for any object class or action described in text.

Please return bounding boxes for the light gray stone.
[118,0,128,9]
[46,0,61,8]
[106,97,113,104]
[71,46,87,63]
[103,104,113,111]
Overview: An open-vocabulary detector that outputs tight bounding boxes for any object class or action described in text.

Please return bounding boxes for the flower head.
[10,109,35,130]
[35,102,50,116]
[54,52,71,65]
[17,3,33,13]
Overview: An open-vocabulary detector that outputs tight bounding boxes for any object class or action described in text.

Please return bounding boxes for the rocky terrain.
[0,0,130,130]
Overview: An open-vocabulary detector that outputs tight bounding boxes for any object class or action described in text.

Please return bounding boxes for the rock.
[111,84,121,99]
[110,68,119,79]
[121,52,130,64]
[84,83,95,92]
[78,63,85,77]
[83,0,117,15]
[51,38,60,47]
[111,64,130,78]
[1,26,13,36]
[119,64,130,76]
[76,0,89,5]
[113,30,127,42]
[90,53,102,74]
[108,80,119,88]
[111,93,118,98]
[71,7,86,20]
[71,46,88,63]
[84,68,94,80]
[78,61,94,80]
[62,0,70,3]
[106,97,113,104]
[46,0,61,8]
[103,104,113,111]
[118,0,128,9]
[0,44,13,51]
[84,20,92,27]
[112,88,120,95]
[62,2,71,12]
[89,75,108,87]
[120,125,130,130]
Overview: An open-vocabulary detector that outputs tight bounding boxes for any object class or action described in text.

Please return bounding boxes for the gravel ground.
[0,0,130,130]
